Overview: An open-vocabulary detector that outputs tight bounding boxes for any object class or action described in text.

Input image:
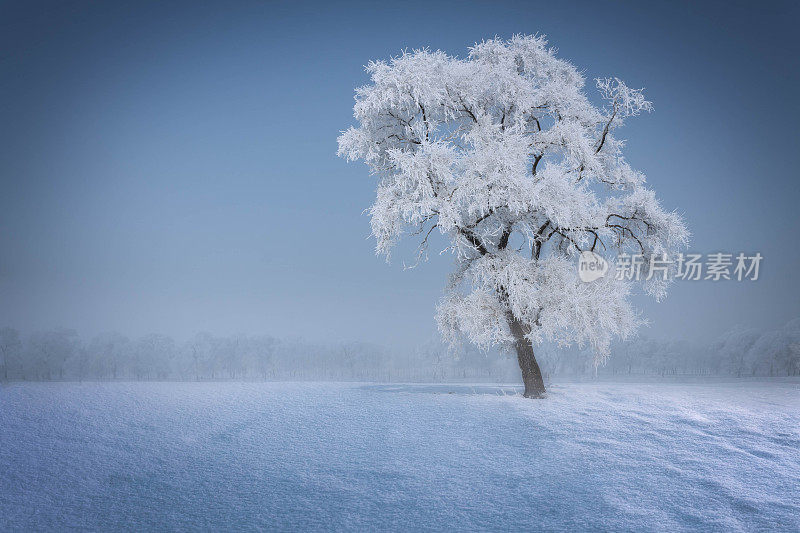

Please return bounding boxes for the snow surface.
[1,381,798,531]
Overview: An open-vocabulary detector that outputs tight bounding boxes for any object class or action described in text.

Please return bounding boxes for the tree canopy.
[339,35,688,364]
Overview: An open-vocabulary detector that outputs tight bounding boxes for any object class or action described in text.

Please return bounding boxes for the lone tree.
[338,35,688,397]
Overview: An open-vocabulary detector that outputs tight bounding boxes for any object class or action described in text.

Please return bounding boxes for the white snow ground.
[1,381,798,531]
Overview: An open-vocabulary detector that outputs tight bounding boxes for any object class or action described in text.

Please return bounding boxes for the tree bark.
[507,313,546,398]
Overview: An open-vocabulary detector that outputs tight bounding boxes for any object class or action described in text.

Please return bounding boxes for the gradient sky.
[1,0,798,349]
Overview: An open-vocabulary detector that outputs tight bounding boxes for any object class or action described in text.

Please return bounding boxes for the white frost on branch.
[338,35,688,364]
[436,253,639,361]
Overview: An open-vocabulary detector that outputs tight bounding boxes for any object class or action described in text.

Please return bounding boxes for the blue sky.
[1,0,798,348]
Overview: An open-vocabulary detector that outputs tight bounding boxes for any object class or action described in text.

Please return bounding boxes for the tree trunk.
[507,313,546,398]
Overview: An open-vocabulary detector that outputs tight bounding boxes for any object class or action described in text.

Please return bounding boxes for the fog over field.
[2,1,799,531]
[1,317,799,383]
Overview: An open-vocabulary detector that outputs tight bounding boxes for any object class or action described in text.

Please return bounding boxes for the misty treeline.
[0,318,798,382]
[540,317,800,379]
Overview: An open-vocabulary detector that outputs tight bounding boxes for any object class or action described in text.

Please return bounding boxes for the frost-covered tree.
[712,327,761,376]
[746,319,800,377]
[85,332,129,380]
[27,328,80,381]
[0,327,21,381]
[338,35,688,397]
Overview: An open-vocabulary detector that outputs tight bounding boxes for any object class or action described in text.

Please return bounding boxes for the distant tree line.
[0,318,798,382]
[539,318,800,379]
[0,329,516,383]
